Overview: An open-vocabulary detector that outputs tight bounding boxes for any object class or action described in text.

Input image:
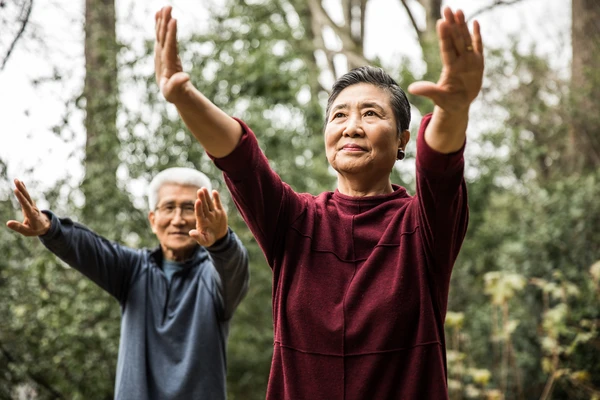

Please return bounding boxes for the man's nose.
[170,209,187,225]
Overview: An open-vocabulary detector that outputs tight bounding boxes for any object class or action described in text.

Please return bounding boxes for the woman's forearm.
[173,82,243,158]
[424,106,469,154]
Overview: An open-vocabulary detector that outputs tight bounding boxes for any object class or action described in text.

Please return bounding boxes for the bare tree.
[0,0,34,71]
[81,0,124,231]
[570,0,600,171]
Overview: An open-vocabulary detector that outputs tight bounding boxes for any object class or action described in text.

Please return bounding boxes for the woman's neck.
[336,175,394,197]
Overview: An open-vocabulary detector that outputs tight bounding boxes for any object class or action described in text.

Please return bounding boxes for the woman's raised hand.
[408,7,484,114]
[154,6,192,104]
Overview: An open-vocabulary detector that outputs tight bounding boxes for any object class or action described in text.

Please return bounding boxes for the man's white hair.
[147,167,212,210]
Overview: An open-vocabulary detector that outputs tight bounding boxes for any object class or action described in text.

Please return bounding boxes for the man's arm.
[154,6,242,158]
[6,179,140,302]
[206,229,249,321]
[408,7,484,154]
[190,187,249,320]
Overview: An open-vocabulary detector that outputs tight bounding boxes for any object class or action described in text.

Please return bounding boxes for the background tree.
[2,0,599,399]
[569,0,600,171]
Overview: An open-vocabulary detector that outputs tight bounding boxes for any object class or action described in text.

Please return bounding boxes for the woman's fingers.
[472,20,483,54]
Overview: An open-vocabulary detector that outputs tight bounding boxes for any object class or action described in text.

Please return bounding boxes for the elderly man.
[6,167,250,400]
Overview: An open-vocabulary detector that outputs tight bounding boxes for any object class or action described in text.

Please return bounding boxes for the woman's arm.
[408,7,484,154]
[154,6,242,158]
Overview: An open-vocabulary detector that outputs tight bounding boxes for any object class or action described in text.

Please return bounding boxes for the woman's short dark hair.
[325,66,411,136]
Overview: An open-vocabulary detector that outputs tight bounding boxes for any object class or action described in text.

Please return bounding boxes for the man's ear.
[148,211,157,234]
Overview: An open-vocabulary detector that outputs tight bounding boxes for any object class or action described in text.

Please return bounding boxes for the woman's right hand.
[154,6,192,104]
[6,179,51,237]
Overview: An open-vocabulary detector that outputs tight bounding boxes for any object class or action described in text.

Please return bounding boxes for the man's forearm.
[173,83,243,158]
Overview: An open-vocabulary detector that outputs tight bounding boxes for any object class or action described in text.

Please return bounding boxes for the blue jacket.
[40,211,249,400]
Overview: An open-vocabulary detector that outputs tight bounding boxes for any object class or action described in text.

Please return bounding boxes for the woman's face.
[325,83,404,181]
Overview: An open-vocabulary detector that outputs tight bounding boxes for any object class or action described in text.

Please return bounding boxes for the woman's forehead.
[332,83,391,108]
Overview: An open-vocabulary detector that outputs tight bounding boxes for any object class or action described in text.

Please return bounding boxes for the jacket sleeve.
[414,113,470,279]
[205,228,249,321]
[39,210,142,304]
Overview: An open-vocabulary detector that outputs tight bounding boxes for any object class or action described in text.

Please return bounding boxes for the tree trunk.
[570,0,600,171]
[82,0,120,232]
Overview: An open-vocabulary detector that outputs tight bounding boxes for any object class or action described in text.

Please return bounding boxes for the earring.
[397,149,405,161]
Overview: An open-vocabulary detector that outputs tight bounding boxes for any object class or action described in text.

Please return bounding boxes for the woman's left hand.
[408,7,484,113]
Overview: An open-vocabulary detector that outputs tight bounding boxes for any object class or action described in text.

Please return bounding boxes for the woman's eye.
[364,110,376,117]
[334,112,344,119]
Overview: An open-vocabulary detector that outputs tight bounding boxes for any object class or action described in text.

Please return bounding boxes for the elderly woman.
[155,5,483,399]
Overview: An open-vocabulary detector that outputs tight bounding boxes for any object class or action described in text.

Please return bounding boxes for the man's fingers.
[14,179,33,204]
[201,188,213,213]
[212,191,223,211]
[13,188,38,218]
[195,198,206,220]
[6,220,34,236]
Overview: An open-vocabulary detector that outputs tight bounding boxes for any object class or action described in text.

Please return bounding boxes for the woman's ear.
[400,129,411,149]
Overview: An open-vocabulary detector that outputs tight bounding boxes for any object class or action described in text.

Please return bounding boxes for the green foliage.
[2,2,600,400]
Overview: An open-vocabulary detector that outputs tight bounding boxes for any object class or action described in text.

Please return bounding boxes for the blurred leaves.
[2,0,600,399]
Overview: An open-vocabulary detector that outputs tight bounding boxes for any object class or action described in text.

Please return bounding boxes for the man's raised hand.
[6,179,51,237]
[189,188,228,247]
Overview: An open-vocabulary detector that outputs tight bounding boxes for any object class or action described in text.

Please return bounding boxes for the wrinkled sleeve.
[206,228,250,320]
[209,118,305,267]
[39,211,142,304]
[414,113,469,278]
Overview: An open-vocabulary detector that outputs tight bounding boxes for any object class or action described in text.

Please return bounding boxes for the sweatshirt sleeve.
[205,228,250,321]
[209,118,305,266]
[39,210,142,304]
[414,113,469,278]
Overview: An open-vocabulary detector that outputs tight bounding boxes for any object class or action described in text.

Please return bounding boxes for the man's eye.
[183,205,195,213]
[164,205,176,212]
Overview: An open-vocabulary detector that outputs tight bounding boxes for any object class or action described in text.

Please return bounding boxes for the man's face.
[148,183,199,261]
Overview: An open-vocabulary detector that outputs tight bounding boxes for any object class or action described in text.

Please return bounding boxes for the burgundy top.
[212,114,468,400]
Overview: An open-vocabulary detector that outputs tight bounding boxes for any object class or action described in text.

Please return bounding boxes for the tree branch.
[1,0,33,71]
[399,0,423,43]
[468,0,528,21]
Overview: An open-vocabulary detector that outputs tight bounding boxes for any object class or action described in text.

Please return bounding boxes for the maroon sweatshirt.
[212,113,468,400]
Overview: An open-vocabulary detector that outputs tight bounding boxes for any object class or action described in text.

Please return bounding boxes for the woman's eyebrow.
[331,103,348,113]
[360,102,385,112]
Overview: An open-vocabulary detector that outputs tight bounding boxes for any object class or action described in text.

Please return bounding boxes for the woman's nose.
[343,116,364,137]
